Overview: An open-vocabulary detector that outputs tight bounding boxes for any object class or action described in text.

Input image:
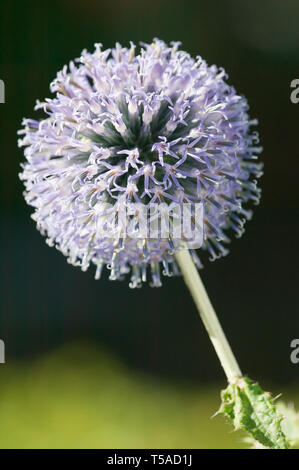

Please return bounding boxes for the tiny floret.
[18,39,262,287]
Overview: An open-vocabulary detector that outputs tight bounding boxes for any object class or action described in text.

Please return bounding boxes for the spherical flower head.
[18,39,263,287]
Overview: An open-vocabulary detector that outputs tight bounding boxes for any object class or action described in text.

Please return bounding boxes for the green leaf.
[217,376,288,449]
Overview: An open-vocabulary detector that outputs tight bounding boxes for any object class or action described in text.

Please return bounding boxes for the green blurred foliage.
[0,343,248,449]
[1,343,298,449]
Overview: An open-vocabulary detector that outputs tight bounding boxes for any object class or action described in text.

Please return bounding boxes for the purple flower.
[18,39,262,287]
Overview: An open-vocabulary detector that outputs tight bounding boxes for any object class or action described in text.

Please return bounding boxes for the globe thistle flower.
[18,39,262,287]
[18,40,290,449]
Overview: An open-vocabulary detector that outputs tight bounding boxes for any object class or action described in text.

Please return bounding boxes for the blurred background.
[0,0,298,448]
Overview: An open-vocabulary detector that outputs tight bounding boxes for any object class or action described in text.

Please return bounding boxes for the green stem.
[175,249,288,449]
[175,249,241,383]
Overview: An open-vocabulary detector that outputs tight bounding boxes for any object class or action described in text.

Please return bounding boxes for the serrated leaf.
[217,376,288,449]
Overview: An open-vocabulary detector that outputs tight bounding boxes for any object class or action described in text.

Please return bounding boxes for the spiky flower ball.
[18,39,262,287]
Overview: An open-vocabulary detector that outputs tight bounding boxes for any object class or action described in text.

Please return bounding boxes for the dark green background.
[0,0,298,385]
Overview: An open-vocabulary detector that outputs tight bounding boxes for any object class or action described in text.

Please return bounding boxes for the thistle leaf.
[217,376,288,449]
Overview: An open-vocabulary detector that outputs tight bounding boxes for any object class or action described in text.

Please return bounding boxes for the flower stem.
[175,249,241,383]
[175,249,288,448]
